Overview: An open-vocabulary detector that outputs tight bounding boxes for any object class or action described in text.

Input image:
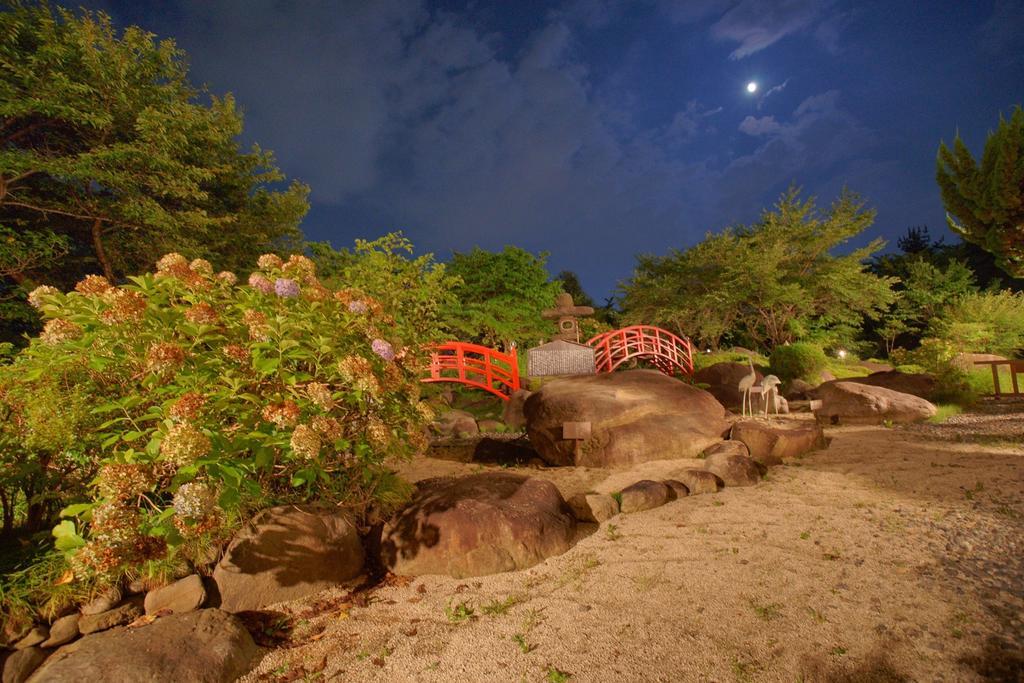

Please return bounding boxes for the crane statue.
[737,357,758,417]
[760,374,782,418]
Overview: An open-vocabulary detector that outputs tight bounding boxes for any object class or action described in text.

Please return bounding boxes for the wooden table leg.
[1011,363,1020,396]
[991,364,1001,397]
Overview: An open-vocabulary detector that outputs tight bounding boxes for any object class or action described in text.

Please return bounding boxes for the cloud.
[739,115,782,136]
[712,0,831,58]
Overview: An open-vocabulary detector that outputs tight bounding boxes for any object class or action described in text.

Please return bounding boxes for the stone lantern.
[542,293,595,343]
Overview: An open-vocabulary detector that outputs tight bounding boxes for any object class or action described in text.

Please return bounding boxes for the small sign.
[562,421,592,440]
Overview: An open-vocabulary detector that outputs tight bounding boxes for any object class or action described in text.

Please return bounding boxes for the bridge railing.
[586,325,694,376]
[422,342,521,400]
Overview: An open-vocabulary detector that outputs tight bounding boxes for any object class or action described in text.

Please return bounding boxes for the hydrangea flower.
[305,382,334,410]
[75,274,114,295]
[156,253,188,272]
[248,272,275,295]
[184,303,219,325]
[99,289,147,324]
[188,258,214,275]
[145,342,186,375]
[274,278,300,298]
[172,481,219,520]
[290,424,321,460]
[223,344,251,363]
[216,271,238,285]
[97,463,154,501]
[348,300,368,314]
[27,285,60,309]
[262,401,300,428]
[257,254,284,271]
[311,415,343,441]
[40,318,82,345]
[372,338,395,361]
[169,392,207,422]
[159,423,211,465]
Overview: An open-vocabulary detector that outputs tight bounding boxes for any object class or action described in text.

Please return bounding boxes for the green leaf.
[59,503,93,518]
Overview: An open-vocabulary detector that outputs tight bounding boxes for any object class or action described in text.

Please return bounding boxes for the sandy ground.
[239,408,1024,682]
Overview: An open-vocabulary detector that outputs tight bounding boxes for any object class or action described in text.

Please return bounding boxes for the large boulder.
[815,371,937,401]
[4,647,47,683]
[567,492,619,523]
[502,389,532,430]
[729,420,828,465]
[381,473,575,578]
[432,409,479,439]
[524,370,730,468]
[814,381,937,425]
[703,451,761,487]
[675,469,723,495]
[28,609,255,683]
[618,480,670,513]
[213,505,364,613]
[693,362,762,410]
[144,574,206,616]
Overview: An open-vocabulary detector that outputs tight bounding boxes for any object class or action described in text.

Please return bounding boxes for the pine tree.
[937,106,1024,277]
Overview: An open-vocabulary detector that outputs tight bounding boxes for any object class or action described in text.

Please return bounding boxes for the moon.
[746,81,758,94]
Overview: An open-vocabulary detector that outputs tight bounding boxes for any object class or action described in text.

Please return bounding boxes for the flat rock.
[663,480,690,500]
[79,588,121,616]
[3,646,46,683]
[144,574,206,616]
[28,609,255,683]
[675,469,723,495]
[618,480,670,513]
[40,615,78,648]
[704,451,761,487]
[567,492,619,523]
[78,603,141,635]
[13,627,46,651]
[381,472,576,578]
[816,371,937,401]
[213,505,364,613]
[814,381,937,425]
[783,378,816,400]
[730,420,828,465]
[524,370,730,468]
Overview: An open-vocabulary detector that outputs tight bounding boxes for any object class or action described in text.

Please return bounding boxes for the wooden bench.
[973,359,1024,397]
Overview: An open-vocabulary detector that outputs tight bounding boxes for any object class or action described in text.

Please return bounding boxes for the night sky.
[83,1,1024,300]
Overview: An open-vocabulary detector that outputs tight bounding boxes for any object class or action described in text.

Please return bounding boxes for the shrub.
[0,240,449,608]
[890,338,978,407]
[768,343,827,382]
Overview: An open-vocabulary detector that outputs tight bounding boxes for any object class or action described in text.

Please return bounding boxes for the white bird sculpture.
[737,357,757,417]
[760,374,782,417]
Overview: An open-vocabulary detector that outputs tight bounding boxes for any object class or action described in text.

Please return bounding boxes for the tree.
[442,246,562,348]
[620,188,895,351]
[937,105,1024,277]
[0,3,308,334]
[554,270,595,308]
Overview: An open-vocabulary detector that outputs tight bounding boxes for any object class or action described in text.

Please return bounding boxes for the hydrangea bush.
[1,242,448,593]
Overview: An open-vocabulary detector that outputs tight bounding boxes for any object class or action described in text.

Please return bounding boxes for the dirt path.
[240,414,1024,682]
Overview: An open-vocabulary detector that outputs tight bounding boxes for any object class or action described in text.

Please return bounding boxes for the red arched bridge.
[422,342,522,401]
[586,325,694,376]
[422,326,693,400]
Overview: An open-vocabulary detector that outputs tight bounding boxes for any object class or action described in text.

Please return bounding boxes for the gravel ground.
[238,407,1024,682]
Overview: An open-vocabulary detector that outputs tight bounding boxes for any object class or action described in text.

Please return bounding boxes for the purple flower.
[348,300,368,314]
[274,278,300,298]
[248,272,275,294]
[371,338,395,361]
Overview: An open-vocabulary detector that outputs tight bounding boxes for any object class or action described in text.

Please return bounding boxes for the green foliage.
[620,187,895,350]
[0,245,440,597]
[442,246,562,347]
[769,342,828,382]
[937,105,1024,277]
[929,289,1024,357]
[691,350,769,371]
[890,339,977,407]
[445,600,475,624]
[0,2,308,333]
